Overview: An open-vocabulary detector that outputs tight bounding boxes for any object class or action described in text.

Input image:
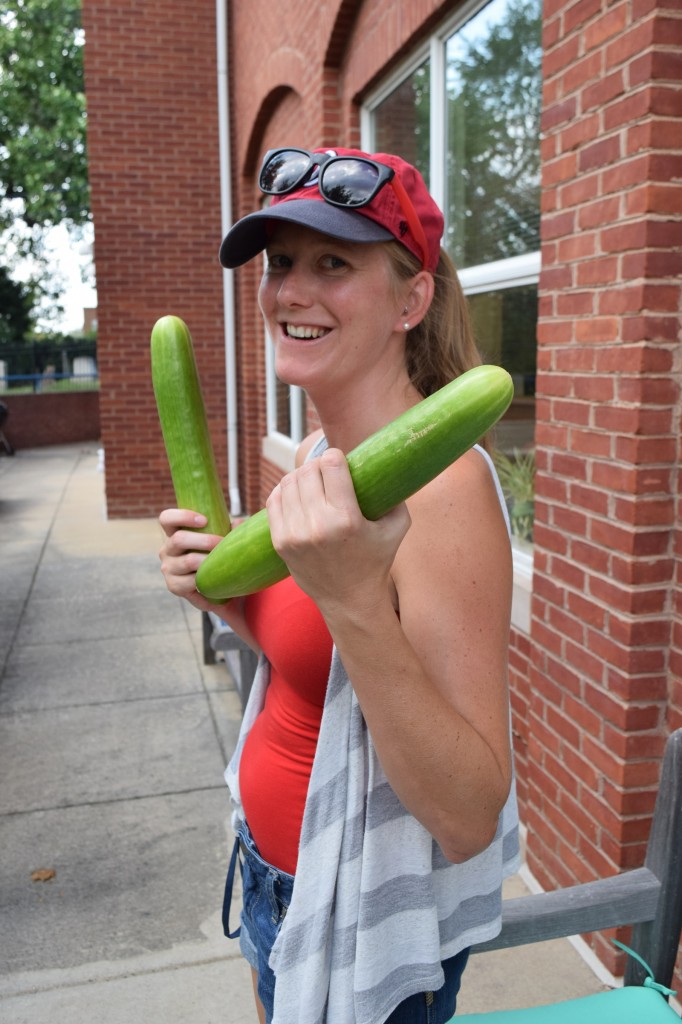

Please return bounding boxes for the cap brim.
[219,199,394,268]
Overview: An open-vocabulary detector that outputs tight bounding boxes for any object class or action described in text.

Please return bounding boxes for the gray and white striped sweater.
[224,444,520,1024]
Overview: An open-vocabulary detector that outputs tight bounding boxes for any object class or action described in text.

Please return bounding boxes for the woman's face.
[258,223,409,398]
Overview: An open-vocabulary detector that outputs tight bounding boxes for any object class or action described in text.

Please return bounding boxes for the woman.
[159,147,519,1024]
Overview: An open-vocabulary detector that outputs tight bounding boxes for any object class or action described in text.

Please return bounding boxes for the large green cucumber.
[151,315,231,536]
[195,363,513,600]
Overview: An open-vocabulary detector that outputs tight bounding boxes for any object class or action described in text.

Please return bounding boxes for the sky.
[43,223,98,332]
[7,220,97,334]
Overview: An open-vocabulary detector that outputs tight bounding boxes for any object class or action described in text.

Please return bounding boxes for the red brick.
[583,70,626,113]
[613,496,674,528]
[614,435,677,465]
[563,638,607,687]
[575,256,620,286]
[579,135,622,174]
[602,779,658,817]
[542,96,578,132]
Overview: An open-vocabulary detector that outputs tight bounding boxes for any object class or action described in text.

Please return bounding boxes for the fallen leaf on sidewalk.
[31,868,56,882]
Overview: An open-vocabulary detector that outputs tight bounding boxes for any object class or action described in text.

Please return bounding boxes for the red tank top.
[240,576,333,874]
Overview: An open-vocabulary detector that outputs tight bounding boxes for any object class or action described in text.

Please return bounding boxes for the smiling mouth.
[285,324,330,340]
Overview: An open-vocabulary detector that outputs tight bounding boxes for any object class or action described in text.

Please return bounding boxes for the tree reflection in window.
[445,0,542,269]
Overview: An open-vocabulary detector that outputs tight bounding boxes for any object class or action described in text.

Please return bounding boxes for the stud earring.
[403,322,410,331]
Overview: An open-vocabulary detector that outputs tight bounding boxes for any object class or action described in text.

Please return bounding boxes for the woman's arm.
[266,446,513,862]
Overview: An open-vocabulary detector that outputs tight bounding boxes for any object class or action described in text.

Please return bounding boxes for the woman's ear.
[397,271,435,333]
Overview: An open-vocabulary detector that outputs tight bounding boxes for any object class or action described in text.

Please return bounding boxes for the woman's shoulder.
[411,444,502,516]
[394,444,512,601]
[400,445,510,565]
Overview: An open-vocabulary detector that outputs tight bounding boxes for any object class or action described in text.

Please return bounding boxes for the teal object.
[453,944,679,1023]
[453,985,679,1023]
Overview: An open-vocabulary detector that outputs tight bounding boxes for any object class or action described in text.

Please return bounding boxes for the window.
[364,0,541,460]
[263,324,307,472]
[443,0,542,271]
[373,60,431,187]
[259,202,308,472]
[364,0,542,630]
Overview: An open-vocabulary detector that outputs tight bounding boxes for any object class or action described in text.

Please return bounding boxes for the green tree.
[0,264,34,343]
[0,0,89,234]
[445,0,542,268]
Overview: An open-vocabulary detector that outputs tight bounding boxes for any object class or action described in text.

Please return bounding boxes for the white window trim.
[361,0,539,634]
[262,431,298,473]
[458,252,541,295]
[264,325,306,472]
[511,539,534,635]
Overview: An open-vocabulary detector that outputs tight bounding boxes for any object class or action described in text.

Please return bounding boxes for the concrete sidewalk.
[0,443,607,1023]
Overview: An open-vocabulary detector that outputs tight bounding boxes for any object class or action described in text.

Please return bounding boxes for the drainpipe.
[216,0,242,517]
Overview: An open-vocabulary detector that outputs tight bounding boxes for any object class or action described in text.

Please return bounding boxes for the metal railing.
[0,340,98,393]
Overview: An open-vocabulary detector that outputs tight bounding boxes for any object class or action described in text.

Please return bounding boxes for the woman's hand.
[266,447,411,614]
[158,508,227,613]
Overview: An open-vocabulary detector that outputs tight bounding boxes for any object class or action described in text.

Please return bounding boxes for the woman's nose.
[277,264,312,307]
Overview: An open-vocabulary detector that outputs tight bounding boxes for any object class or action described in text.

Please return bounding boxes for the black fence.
[0,340,98,392]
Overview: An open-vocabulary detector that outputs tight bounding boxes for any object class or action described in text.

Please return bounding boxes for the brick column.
[530,0,682,979]
[82,0,227,517]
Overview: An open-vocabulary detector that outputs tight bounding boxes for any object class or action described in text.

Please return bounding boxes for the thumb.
[377,501,412,539]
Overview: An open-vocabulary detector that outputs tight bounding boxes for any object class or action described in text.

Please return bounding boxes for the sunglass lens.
[320,159,380,207]
[260,150,312,193]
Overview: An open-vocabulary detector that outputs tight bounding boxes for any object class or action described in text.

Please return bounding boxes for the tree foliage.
[0,0,89,233]
[445,0,542,268]
[0,264,35,343]
[0,0,89,334]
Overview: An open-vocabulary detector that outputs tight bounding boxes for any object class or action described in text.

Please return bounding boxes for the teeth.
[286,324,328,339]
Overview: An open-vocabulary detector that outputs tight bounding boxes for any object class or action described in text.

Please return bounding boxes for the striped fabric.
[224,443,520,1024]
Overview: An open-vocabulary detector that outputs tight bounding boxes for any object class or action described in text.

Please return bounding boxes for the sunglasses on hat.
[258,147,430,271]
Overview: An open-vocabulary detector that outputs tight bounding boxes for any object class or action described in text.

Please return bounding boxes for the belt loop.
[222,834,242,939]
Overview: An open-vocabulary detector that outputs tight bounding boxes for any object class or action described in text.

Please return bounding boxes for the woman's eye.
[321,254,346,270]
[266,253,291,270]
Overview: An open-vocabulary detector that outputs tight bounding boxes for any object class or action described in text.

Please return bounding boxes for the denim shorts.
[222,821,294,1018]
[222,821,470,1024]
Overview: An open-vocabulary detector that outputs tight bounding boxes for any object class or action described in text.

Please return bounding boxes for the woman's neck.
[309,371,422,453]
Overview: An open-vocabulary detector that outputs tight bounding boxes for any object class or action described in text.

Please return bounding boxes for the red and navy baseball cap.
[219,147,444,272]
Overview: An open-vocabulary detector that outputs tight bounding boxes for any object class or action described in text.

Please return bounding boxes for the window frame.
[361,0,541,300]
[262,327,306,472]
[260,243,307,472]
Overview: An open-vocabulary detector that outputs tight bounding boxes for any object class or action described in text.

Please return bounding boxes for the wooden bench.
[456,727,682,1021]
[202,610,258,711]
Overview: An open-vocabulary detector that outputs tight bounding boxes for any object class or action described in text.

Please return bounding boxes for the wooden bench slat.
[474,868,660,952]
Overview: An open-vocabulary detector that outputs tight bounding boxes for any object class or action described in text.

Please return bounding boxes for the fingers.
[267,449,359,554]
[315,448,357,511]
[265,451,411,609]
[270,449,355,518]
[157,508,224,603]
[159,507,208,537]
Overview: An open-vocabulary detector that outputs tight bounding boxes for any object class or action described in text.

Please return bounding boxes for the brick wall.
[534,0,682,981]
[1,392,100,449]
[82,0,227,519]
